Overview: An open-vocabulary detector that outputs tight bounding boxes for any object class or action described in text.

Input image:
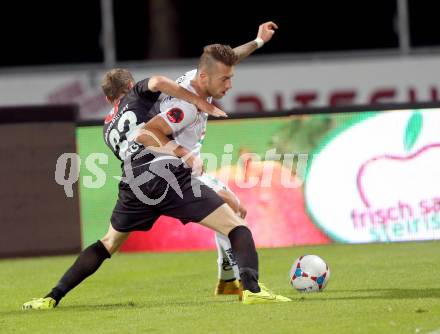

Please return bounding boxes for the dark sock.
[228,226,260,293]
[46,240,111,304]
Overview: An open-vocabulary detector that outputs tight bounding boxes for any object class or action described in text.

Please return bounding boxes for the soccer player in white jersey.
[148,21,278,299]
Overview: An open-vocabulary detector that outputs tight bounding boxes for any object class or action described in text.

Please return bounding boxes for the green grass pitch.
[1,241,440,334]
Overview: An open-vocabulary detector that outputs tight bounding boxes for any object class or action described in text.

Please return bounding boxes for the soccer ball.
[289,255,330,292]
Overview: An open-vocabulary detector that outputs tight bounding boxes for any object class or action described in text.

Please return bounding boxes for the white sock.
[215,231,240,280]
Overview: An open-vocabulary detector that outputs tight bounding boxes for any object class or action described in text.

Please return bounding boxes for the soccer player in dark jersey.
[22,23,290,309]
[102,71,226,162]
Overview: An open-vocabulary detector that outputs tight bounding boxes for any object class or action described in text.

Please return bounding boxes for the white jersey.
[159,69,212,158]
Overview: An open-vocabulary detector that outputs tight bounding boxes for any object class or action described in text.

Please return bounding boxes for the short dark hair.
[101,68,135,102]
[198,44,238,71]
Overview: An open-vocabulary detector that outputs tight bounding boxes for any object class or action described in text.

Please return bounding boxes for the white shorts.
[198,174,245,219]
[196,174,229,193]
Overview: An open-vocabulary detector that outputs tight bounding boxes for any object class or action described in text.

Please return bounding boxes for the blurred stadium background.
[1,2,440,332]
[1,0,439,255]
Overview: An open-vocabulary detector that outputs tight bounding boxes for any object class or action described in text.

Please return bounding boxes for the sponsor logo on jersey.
[166,108,184,123]
[104,103,129,124]
[104,105,118,124]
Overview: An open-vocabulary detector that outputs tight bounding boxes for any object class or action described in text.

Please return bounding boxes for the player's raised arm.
[233,21,278,63]
[148,75,227,118]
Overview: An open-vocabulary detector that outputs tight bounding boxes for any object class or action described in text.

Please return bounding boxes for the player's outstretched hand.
[257,21,278,44]
[208,106,228,118]
[237,204,247,219]
[195,99,228,118]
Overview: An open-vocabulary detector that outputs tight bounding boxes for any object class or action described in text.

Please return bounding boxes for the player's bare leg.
[22,224,129,310]
[100,224,130,254]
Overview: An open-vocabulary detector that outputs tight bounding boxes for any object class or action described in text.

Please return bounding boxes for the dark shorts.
[110,157,225,233]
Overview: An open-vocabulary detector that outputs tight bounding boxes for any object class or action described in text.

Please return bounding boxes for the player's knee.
[100,224,129,255]
[222,216,245,235]
[100,237,118,255]
[217,205,246,234]
[200,203,245,235]
[100,234,125,255]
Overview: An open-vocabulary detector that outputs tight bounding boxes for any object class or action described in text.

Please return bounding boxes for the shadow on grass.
[57,298,233,311]
[0,302,136,317]
[1,298,235,316]
[5,288,437,314]
[299,288,440,301]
